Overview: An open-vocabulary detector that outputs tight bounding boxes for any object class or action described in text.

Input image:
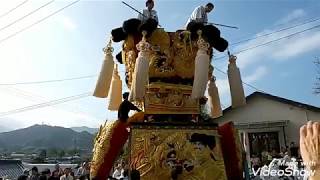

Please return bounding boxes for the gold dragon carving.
[130,129,227,180]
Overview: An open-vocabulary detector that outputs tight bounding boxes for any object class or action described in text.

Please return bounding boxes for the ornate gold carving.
[130,128,227,180]
[144,82,199,114]
[148,28,170,53]
[123,35,137,88]
[172,31,198,79]
[124,50,137,88]
[122,29,203,84]
[91,121,119,178]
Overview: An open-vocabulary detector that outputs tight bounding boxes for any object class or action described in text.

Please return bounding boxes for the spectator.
[251,154,260,171]
[29,166,39,180]
[112,164,124,180]
[60,168,73,180]
[279,146,288,157]
[122,169,129,180]
[39,175,47,180]
[76,162,85,177]
[78,175,87,180]
[48,170,60,180]
[289,141,299,158]
[17,175,28,180]
[300,121,320,180]
[42,168,51,177]
[76,162,90,179]
[52,163,63,177]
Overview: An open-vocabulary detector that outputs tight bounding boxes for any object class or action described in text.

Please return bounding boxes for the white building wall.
[216,96,320,147]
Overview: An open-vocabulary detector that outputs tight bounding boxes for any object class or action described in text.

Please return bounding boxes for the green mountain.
[0,125,94,152]
[71,126,98,135]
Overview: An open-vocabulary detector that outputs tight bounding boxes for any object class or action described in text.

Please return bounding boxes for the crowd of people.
[249,121,320,180]
[250,143,299,171]
[17,162,90,180]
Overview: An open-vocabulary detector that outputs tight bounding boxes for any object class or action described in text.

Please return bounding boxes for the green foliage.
[39,149,47,159]
[57,150,65,158]
[47,148,58,157]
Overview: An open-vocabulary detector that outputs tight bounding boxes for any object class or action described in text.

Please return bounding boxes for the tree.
[58,150,65,158]
[39,149,47,160]
[315,57,320,94]
[47,148,58,157]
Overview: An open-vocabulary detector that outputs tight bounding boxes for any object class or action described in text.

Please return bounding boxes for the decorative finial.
[211,75,216,82]
[197,30,209,51]
[102,37,114,55]
[229,54,237,64]
[137,31,150,52]
[197,30,202,38]
[142,31,147,41]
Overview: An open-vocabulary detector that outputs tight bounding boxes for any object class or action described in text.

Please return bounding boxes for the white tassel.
[191,30,210,99]
[208,76,222,118]
[108,64,122,111]
[129,31,150,102]
[93,40,114,98]
[228,55,246,108]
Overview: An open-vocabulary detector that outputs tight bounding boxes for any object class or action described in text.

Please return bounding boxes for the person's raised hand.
[300,121,320,174]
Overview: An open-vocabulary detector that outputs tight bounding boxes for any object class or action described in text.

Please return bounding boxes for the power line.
[214,66,265,93]
[0,75,96,86]
[230,16,320,46]
[0,86,106,119]
[0,0,80,44]
[0,0,29,19]
[0,0,55,32]
[0,92,91,117]
[215,23,320,61]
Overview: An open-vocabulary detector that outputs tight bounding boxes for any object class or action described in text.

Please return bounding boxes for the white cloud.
[60,15,77,31]
[272,32,320,60]
[231,14,320,69]
[243,66,268,83]
[276,9,306,25]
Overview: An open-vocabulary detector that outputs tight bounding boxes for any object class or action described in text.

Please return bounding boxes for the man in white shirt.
[186,3,214,27]
[60,168,74,180]
[112,164,124,180]
[138,0,158,24]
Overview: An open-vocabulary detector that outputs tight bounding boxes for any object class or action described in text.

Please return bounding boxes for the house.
[215,91,320,157]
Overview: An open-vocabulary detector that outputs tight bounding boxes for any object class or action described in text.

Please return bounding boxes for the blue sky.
[0,0,319,130]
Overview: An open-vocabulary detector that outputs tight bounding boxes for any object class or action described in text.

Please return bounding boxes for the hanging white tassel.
[129,31,150,102]
[208,76,223,118]
[93,39,114,98]
[191,30,210,99]
[227,55,246,108]
[108,64,123,111]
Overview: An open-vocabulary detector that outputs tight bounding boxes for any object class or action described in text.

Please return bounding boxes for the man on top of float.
[118,92,142,122]
[186,2,214,27]
[138,0,159,24]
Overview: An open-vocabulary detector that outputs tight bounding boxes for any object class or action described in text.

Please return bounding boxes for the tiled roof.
[0,160,24,179]
[223,91,320,114]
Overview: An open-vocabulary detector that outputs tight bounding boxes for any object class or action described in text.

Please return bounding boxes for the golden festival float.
[90,13,247,180]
